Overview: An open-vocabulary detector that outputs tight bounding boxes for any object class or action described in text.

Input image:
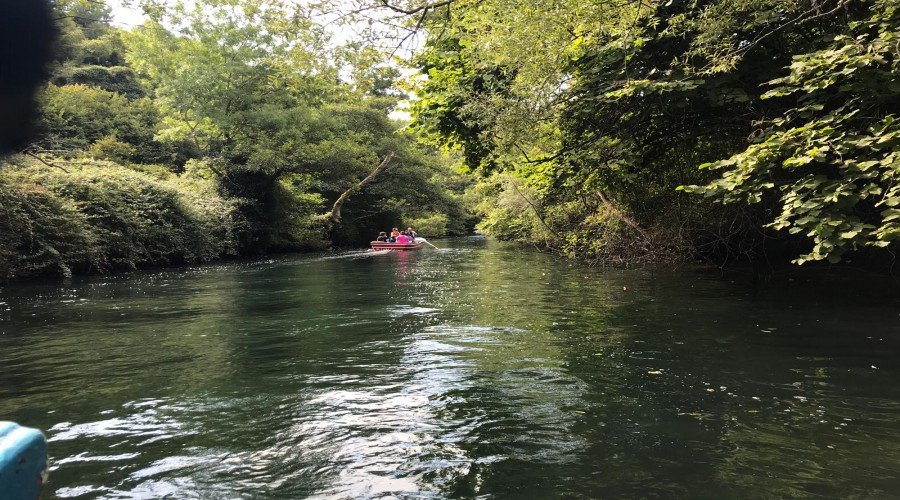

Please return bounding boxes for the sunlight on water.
[1,237,898,498]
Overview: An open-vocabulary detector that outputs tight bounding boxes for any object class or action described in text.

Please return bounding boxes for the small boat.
[0,422,48,499]
[370,240,426,251]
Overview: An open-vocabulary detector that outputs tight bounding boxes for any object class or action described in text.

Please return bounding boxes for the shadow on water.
[0,237,898,498]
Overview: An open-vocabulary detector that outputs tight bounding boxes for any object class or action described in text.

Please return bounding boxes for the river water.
[1,237,898,498]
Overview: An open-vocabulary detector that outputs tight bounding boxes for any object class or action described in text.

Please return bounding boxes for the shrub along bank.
[0,158,241,279]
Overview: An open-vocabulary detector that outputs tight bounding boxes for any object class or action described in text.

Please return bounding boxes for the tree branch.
[389,7,430,58]
[509,180,559,237]
[596,189,649,240]
[720,0,849,63]
[22,151,70,173]
[379,0,455,16]
[331,152,396,223]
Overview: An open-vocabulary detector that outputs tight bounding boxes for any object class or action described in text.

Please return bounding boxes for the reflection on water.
[1,238,899,498]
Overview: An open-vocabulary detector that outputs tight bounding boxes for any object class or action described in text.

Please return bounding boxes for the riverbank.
[0,156,472,283]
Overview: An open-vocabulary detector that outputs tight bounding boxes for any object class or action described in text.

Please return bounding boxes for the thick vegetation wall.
[399,0,898,271]
[0,159,239,280]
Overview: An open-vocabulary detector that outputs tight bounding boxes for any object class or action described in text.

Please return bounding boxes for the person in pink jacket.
[396,233,410,244]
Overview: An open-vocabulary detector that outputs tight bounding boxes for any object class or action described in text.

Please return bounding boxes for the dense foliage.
[684,1,899,264]
[0,157,239,278]
[369,0,898,269]
[0,0,473,281]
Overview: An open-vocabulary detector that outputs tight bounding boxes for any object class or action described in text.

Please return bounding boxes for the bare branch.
[331,152,396,222]
[22,151,70,173]
[509,180,560,238]
[389,7,429,59]
[378,0,455,16]
[596,190,649,241]
[721,0,849,62]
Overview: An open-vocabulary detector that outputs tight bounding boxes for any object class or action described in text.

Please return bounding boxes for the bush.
[53,65,144,98]
[0,181,99,279]
[89,134,136,163]
[406,213,449,238]
[0,157,242,280]
[37,85,160,159]
[473,174,547,242]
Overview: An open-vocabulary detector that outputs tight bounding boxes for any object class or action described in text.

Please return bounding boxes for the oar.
[419,238,439,249]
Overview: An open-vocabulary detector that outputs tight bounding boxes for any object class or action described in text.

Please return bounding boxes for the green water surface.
[1,237,898,498]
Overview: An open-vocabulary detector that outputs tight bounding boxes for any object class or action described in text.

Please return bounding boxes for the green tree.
[360,0,899,267]
[126,0,471,249]
[684,0,899,264]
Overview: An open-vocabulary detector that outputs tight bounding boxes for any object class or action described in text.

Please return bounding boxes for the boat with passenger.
[371,227,427,251]
[371,240,426,251]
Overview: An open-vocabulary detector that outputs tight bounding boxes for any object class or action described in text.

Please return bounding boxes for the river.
[1,237,898,498]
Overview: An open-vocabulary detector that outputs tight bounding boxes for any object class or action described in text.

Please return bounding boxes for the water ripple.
[0,238,897,497]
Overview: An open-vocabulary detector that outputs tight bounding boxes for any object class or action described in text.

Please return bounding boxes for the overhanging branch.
[379,0,455,15]
[330,152,396,223]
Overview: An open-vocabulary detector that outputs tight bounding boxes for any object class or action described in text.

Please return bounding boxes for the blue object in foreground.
[0,422,47,499]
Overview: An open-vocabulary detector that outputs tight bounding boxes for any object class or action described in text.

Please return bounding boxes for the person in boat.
[390,227,401,239]
[406,227,417,241]
[396,232,411,244]
[376,231,388,242]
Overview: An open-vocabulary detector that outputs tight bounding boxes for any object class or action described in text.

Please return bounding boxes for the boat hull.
[370,241,425,251]
[0,422,47,499]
